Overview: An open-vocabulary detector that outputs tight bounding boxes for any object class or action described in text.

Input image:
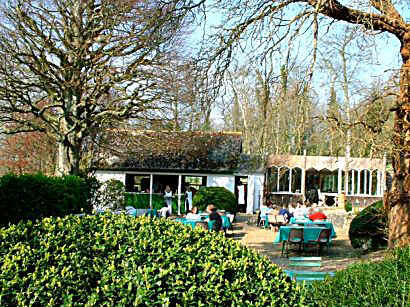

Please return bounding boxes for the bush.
[96,179,125,210]
[345,201,352,212]
[305,246,410,306]
[192,187,237,213]
[0,173,92,226]
[0,214,304,306]
[349,200,387,250]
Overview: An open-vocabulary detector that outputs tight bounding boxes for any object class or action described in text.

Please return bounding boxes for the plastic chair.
[282,228,304,257]
[145,209,159,218]
[306,228,331,255]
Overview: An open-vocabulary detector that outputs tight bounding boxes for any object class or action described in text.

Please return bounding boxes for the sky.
[186,0,408,125]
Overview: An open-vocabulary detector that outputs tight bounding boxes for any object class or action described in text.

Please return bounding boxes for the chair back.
[289,228,303,243]
[276,215,286,224]
[315,223,327,228]
[317,228,331,243]
[268,214,277,223]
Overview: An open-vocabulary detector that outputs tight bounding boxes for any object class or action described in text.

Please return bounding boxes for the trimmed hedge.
[349,200,387,250]
[0,173,92,226]
[0,214,304,306]
[305,246,410,306]
[192,187,237,213]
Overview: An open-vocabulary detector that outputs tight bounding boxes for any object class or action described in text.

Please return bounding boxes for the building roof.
[96,130,254,173]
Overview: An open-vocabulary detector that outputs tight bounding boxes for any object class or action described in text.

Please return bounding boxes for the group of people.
[184,204,223,231]
[260,199,327,229]
[159,185,196,217]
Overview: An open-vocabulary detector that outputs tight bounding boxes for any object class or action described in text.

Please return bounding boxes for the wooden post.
[178,175,182,215]
[149,174,153,209]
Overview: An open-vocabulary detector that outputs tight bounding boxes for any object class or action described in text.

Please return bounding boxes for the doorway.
[235,176,248,213]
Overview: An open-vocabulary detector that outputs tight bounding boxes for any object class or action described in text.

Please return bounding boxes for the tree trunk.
[55,139,81,176]
[387,36,410,248]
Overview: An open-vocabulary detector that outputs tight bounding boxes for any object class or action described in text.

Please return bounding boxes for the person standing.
[185,186,193,213]
[164,185,173,215]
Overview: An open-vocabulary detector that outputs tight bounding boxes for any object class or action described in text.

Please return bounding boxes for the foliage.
[0,214,305,306]
[192,187,237,213]
[97,179,125,211]
[345,201,352,212]
[305,246,410,306]
[0,173,92,226]
[0,132,56,175]
[349,200,387,250]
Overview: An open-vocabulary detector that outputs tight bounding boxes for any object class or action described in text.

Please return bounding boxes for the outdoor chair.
[269,214,286,231]
[196,221,209,230]
[281,228,304,258]
[284,257,335,284]
[306,228,331,256]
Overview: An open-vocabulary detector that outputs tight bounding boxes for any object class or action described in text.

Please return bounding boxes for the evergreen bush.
[192,187,237,213]
[305,246,410,306]
[348,200,387,250]
[0,173,92,226]
[345,201,352,212]
[0,214,304,306]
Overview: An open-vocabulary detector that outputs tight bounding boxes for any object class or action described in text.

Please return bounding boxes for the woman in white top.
[185,206,200,220]
[164,185,173,215]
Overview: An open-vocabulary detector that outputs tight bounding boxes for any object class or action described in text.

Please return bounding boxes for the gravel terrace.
[228,221,387,272]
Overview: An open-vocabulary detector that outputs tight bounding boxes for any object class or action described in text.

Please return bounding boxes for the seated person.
[207,204,222,231]
[186,206,200,220]
[309,209,327,221]
[278,206,292,223]
[293,201,307,219]
[158,206,170,218]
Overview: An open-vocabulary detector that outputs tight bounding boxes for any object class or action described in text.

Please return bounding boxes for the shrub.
[305,246,410,306]
[349,200,387,250]
[0,173,92,226]
[345,201,352,212]
[96,179,125,210]
[0,214,304,306]
[192,187,237,213]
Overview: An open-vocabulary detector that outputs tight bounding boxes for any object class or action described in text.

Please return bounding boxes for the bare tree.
[204,1,409,247]
[0,0,202,175]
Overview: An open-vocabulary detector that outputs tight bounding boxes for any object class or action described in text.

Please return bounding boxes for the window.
[185,176,206,191]
[321,171,338,193]
[291,167,302,193]
[269,167,279,192]
[279,167,290,191]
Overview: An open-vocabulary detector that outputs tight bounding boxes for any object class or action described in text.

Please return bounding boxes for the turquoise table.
[274,226,330,244]
[289,219,337,238]
[175,216,231,230]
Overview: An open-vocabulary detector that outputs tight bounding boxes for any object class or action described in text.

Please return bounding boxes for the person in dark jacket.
[207,204,222,231]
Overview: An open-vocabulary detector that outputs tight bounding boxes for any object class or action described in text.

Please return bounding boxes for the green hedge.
[349,200,387,250]
[0,214,304,306]
[192,187,237,213]
[125,193,188,213]
[0,173,92,226]
[305,246,410,306]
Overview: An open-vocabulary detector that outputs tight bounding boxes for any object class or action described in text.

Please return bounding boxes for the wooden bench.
[285,257,335,284]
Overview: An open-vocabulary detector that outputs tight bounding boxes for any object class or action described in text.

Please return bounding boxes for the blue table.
[289,219,336,238]
[175,216,231,230]
[274,226,331,244]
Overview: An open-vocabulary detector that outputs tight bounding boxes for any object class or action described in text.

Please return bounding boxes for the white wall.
[206,175,235,193]
[95,171,126,185]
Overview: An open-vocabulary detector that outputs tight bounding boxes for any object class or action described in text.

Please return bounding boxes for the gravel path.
[228,221,387,272]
